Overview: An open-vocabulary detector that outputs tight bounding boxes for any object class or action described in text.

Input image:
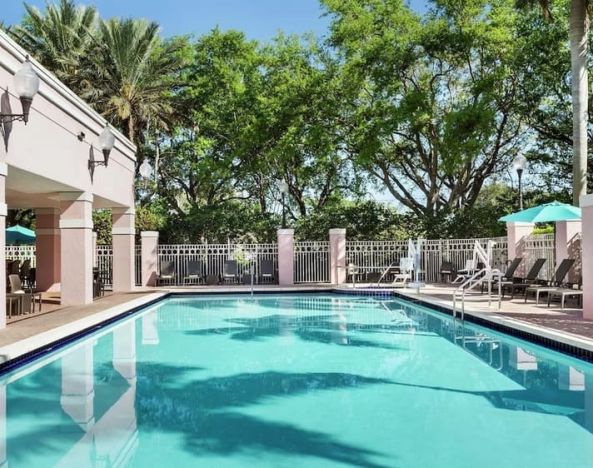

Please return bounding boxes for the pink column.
[35,208,61,292]
[556,220,582,282]
[581,194,593,319]
[506,222,534,276]
[112,208,135,292]
[329,228,346,285]
[141,231,159,287]
[0,162,6,329]
[60,192,94,306]
[277,229,294,286]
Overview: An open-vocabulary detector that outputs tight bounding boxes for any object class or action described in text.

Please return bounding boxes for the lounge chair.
[8,274,42,313]
[502,258,546,299]
[157,260,176,285]
[260,259,275,284]
[184,260,204,285]
[223,260,238,284]
[480,257,522,293]
[440,261,455,283]
[547,279,583,309]
[524,258,576,304]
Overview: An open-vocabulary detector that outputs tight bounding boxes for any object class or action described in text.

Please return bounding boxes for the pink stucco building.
[0,30,136,328]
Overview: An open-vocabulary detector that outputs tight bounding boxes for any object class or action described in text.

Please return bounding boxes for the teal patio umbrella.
[6,225,36,245]
[498,201,581,223]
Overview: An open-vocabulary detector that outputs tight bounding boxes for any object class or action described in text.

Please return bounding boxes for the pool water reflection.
[3,294,593,467]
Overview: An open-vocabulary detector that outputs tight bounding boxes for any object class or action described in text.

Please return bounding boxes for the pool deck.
[1,282,593,369]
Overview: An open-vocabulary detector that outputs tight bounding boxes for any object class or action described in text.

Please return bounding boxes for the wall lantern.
[88,125,115,176]
[2,57,40,124]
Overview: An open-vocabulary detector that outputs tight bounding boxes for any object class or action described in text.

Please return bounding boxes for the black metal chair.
[502,258,547,299]
[184,260,204,285]
[223,260,238,284]
[260,259,275,284]
[157,260,176,285]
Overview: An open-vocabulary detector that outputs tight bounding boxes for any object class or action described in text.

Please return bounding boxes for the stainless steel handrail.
[453,268,502,321]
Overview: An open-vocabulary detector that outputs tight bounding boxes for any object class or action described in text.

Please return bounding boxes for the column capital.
[141,231,159,238]
[580,194,593,208]
[112,207,136,216]
[36,208,60,215]
[0,203,6,217]
[329,228,346,236]
[277,228,294,236]
[0,163,7,176]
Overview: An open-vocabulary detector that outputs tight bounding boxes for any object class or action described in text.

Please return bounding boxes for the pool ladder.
[452,268,502,322]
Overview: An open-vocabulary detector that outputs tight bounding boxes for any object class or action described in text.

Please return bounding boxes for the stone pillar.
[0,162,6,329]
[36,208,61,292]
[61,343,95,431]
[60,192,94,306]
[555,220,582,283]
[0,385,5,466]
[112,207,135,292]
[329,228,346,285]
[141,231,159,287]
[580,194,593,319]
[506,222,534,277]
[277,229,294,286]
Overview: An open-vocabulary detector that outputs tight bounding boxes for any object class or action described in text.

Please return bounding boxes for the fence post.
[580,195,593,320]
[506,222,534,276]
[277,229,294,286]
[141,231,159,287]
[329,228,346,285]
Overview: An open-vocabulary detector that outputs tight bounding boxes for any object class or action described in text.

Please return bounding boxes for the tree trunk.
[570,0,589,205]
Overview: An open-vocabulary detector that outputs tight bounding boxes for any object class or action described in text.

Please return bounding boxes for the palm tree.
[11,0,97,92]
[517,0,589,206]
[81,18,186,145]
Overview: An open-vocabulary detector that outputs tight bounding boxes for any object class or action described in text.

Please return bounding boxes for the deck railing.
[294,241,330,283]
[523,234,555,281]
[345,237,508,283]
[158,243,278,285]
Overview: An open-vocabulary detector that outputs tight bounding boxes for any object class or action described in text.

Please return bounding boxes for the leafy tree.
[323,0,524,237]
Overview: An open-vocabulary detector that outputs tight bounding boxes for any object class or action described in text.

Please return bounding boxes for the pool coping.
[383,288,593,362]
[2,285,593,374]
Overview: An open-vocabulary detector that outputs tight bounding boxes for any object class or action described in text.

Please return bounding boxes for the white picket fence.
[5,245,36,267]
[294,241,330,283]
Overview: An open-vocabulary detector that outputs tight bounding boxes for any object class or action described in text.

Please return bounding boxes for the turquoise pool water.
[4,294,593,467]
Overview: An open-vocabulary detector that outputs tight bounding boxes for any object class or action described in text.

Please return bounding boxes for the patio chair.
[480,257,522,293]
[547,278,583,309]
[184,260,204,285]
[524,258,575,304]
[392,257,413,287]
[20,259,31,286]
[157,260,176,286]
[93,268,105,298]
[260,259,275,284]
[8,274,42,314]
[223,260,239,284]
[501,258,546,299]
[439,261,455,283]
[452,259,477,283]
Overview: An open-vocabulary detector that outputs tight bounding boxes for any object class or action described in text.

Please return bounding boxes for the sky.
[3,0,429,42]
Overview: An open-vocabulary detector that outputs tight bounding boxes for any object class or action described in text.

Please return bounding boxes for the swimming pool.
[4,293,593,467]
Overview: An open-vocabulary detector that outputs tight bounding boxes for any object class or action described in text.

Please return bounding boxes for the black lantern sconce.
[88,125,115,177]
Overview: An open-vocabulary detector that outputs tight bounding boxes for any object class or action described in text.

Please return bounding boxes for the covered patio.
[0,30,137,328]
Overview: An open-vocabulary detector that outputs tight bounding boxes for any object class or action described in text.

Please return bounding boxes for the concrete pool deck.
[1,283,593,369]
